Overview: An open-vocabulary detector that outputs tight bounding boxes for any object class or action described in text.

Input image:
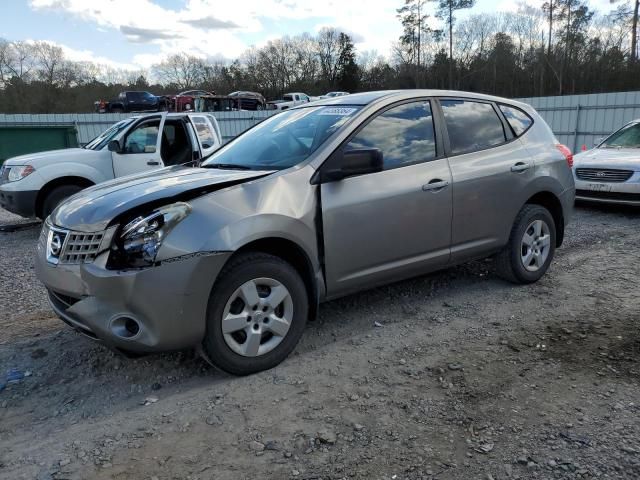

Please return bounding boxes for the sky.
[0,0,619,71]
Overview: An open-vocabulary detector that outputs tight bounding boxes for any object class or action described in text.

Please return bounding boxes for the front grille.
[576,189,640,202]
[575,168,634,183]
[44,223,106,265]
[62,232,104,264]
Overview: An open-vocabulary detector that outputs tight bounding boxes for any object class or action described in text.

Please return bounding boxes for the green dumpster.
[0,126,78,165]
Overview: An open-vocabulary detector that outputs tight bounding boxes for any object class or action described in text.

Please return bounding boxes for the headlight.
[7,165,35,182]
[110,202,191,268]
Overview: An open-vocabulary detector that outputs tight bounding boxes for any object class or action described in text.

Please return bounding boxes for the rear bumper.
[36,243,232,353]
[0,186,38,218]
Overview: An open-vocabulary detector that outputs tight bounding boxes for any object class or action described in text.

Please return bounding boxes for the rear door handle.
[147,161,160,166]
[511,162,530,173]
[422,179,450,192]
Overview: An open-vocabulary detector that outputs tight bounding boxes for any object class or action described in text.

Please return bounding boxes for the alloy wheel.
[221,277,293,357]
[520,219,551,272]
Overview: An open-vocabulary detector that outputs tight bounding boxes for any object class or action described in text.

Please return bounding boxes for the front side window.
[441,99,506,155]
[123,120,160,153]
[500,105,533,136]
[601,122,640,148]
[345,101,437,170]
[203,106,361,170]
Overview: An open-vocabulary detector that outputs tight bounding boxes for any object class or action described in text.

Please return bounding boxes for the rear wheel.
[202,252,308,375]
[495,204,556,284]
[41,184,83,219]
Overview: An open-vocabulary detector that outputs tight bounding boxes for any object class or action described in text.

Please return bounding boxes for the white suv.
[0,112,222,219]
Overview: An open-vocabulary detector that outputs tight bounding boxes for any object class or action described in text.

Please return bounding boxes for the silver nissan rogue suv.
[35,90,575,375]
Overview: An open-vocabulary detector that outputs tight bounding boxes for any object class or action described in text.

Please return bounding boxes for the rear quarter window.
[499,105,533,137]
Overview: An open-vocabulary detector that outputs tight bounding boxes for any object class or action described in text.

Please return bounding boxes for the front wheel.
[41,184,83,219]
[495,204,556,284]
[202,253,308,375]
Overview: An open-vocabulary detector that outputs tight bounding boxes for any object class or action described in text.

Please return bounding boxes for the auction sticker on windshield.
[318,107,358,116]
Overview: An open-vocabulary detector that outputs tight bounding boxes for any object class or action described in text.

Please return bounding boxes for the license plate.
[586,183,613,192]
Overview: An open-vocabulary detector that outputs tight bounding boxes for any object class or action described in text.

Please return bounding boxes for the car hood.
[3,148,100,166]
[574,148,640,170]
[50,166,274,232]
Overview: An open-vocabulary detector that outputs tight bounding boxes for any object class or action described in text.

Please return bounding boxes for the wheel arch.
[36,176,94,219]
[525,191,565,247]
[229,237,320,321]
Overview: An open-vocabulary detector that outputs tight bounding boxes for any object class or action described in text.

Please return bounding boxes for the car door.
[189,115,221,159]
[438,98,536,261]
[320,99,452,297]
[112,115,166,177]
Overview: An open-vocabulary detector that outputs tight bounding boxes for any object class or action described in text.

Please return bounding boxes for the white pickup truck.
[0,112,222,219]
[267,92,312,110]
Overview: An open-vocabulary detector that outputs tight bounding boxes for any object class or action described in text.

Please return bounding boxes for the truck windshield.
[601,122,640,148]
[202,106,361,171]
[84,118,135,150]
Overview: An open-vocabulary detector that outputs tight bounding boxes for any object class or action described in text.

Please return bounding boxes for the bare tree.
[316,27,342,88]
[153,53,206,89]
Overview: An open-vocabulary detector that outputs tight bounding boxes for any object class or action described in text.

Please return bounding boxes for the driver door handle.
[422,179,449,192]
[147,161,160,166]
[511,162,531,173]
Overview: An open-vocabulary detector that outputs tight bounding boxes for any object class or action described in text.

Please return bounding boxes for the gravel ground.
[0,203,639,480]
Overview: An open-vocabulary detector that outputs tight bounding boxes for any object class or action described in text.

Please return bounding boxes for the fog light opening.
[125,318,140,336]
[111,316,141,339]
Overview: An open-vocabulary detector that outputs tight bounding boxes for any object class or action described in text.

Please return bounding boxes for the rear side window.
[440,99,506,155]
[499,105,533,136]
[192,117,216,149]
[346,100,437,170]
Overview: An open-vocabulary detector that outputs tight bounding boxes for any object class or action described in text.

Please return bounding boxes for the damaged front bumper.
[35,240,231,354]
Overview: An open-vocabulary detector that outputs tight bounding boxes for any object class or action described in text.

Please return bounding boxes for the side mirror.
[107,140,122,153]
[320,148,384,183]
[144,145,156,153]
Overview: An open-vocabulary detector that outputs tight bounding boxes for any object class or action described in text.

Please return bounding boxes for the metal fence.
[517,91,640,152]
[1,90,640,152]
[0,111,278,145]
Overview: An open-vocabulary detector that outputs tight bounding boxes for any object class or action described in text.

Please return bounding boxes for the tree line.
[0,0,638,114]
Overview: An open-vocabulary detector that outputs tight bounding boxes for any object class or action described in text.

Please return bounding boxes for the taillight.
[555,144,573,168]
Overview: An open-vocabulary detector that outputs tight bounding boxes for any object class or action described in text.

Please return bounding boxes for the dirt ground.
[0,203,639,480]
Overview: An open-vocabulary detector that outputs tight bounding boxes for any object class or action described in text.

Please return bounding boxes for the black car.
[227,91,266,110]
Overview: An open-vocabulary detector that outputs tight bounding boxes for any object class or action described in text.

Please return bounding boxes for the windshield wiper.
[203,163,253,170]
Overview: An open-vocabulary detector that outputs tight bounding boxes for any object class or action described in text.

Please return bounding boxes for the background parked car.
[227,91,266,110]
[170,90,215,112]
[267,92,311,110]
[95,91,170,113]
[573,119,640,205]
[0,112,222,219]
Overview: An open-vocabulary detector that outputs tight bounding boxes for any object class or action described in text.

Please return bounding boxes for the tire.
[202,252,308,375]
[41,184,84,219]
[495,204,556,284]
[256,103,264,111]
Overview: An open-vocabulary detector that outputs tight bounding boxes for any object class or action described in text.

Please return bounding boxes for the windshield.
[84,118,135,150]
[601,122,640,148]
[202,106,361,170]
